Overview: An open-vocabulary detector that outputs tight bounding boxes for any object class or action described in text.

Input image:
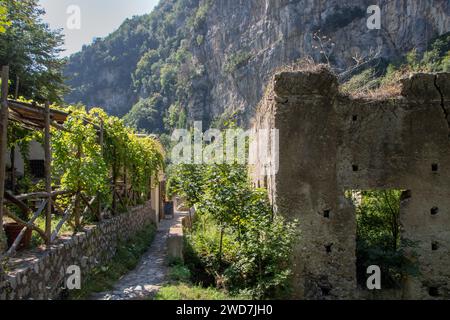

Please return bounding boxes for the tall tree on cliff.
[0,0,66,102]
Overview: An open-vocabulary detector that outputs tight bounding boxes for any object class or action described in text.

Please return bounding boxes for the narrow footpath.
[91,211,184,300]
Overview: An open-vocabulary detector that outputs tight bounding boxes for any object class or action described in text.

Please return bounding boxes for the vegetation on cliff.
[65,0,212,133]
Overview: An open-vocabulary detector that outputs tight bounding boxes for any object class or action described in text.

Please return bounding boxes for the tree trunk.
[218,226,224,266]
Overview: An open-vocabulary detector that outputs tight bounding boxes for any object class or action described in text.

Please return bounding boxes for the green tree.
[0,2,11,33]
[168,163,206,208]
[354,190,419,288]
[0,0,66,102]
[171,160,299,299]
[52,107,109,198]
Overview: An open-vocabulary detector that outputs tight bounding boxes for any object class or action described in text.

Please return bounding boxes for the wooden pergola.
[0,66,104,259]
[0,65,161,262]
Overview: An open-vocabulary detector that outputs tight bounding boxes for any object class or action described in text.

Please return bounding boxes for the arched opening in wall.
[345,189,418,290]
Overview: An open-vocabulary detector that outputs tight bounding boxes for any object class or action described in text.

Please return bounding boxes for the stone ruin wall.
[251,67,450,300]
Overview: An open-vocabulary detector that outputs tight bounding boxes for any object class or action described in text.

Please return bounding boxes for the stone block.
[167,226,184,262]
[274,67,338,97]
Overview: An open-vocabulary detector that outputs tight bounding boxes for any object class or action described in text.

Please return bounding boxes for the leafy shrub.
[342,33,450,97]
[168,264,192,283]
[167,163,206,206]
[171,162,299,299]
[187,0,212,32]
[352,190,419,289]
[224,51,252,74]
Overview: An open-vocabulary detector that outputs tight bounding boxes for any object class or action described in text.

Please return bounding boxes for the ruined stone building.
[250,67,450,299]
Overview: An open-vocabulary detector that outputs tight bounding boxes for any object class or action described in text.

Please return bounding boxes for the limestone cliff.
[64,0,450,131]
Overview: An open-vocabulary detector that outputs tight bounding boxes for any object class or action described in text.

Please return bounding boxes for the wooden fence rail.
[4,199,48,258]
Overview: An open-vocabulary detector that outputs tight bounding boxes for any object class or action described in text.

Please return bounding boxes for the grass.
[154,283,247,300]
[69,223,156,299]
[168,263,191,282]
[154,259,251,300]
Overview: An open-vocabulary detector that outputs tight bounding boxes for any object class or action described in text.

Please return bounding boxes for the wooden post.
[0,66,10,232]
[10,145,15,192]
[112,147,117,214]
[44,102,52,244]
[123,162,128,205]
[14,75,19,100]
[10,76,17,192]
[97,119,104,220]
[74,144,82,229]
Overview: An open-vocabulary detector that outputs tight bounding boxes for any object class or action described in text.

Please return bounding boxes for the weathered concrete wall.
[168,209,194,262]
[0,202,156,300]
[251,67,450,299]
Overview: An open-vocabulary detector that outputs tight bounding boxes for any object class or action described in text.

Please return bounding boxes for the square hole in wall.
[431,207,439,215]
[29,159,45,178]
[323,209,331,218]
[352,165,359,172]
[320,286,331,296]
[432,164,439,172]
[325,244,333,253]
[432,241,439,251]
[428,287,440,297]
[352,115,358,121]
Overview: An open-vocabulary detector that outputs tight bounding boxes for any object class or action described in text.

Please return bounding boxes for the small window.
[432,164,439,172]
[432,242,439,251]
[352,165,359,172]
[29,160,45,178]
[429,287,440,297]
[323,210,331,218]
[352,115,358,121]
[320,286,331,296]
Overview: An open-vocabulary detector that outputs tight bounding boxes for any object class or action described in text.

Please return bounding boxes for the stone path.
[90,211,184,300]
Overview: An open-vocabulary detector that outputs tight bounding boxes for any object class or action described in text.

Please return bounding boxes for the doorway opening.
[346,189,418,289]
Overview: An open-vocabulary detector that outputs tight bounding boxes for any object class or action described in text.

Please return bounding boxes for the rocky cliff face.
[64,0,450,130]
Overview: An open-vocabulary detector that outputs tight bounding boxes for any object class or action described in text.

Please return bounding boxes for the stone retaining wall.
[0,201,156,300]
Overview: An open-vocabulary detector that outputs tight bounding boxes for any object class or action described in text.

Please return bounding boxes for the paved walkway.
[91,212,184,300]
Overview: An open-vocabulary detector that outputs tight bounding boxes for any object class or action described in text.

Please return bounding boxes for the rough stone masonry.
[0,202,157,300]
[251,67,450,300]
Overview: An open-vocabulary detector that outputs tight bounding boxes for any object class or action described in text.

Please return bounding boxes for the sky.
[39,0,160,57]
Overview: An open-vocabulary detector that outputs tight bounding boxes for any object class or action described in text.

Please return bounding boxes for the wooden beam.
[14,190,71,201]
[0,66,10,231]
[4,191,32,218]
[98,118,104,220]
[74,144,82,229]
[8,100,69,118]
[10,145,15,192]
[115,190,129,213]
[5,200,47,257]
[14,76,19,100]
[44,102,52,244]
[4,201,48,242]
[80,193,96,215]
[51,198,74,243]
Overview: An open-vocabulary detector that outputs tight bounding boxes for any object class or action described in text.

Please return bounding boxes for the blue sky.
[39,0,160,57]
